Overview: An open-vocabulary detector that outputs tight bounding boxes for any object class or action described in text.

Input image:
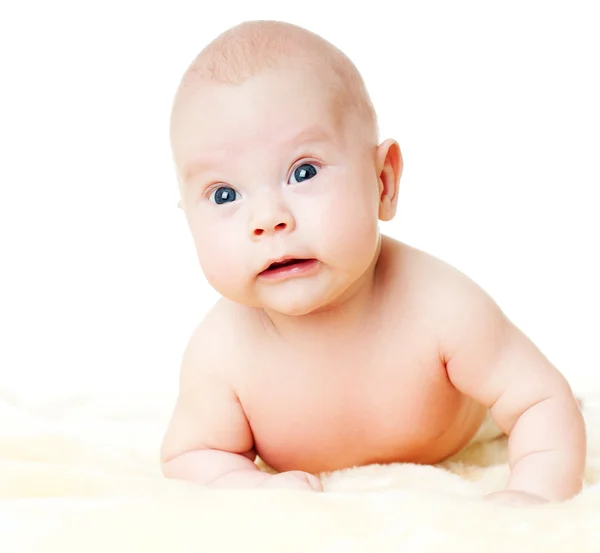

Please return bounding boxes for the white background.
[1,1,598,399]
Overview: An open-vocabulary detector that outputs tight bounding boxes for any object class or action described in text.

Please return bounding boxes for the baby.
[160,20,586,505]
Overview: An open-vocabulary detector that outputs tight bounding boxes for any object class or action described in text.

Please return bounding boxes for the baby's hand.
[484,490,549,507]
[257,471,323,492]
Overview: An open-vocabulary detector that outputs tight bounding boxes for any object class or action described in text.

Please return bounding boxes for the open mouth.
[259,258,317,277]
[269,258,307,270]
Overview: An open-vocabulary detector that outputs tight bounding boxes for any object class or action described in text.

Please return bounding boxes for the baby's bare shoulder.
[380,237,498,323]
[183,298,259,379]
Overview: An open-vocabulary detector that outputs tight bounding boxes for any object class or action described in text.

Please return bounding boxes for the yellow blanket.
[1,389,599,552]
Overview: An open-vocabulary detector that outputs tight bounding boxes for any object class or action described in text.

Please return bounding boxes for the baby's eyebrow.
[182,126,333,182]
[183,155,222,182]
[283,126,333,148]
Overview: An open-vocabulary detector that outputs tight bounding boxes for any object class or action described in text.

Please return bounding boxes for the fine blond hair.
[171,20,378,141]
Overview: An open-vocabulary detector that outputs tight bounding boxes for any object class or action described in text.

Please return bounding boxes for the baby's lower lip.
[258,258,319,280]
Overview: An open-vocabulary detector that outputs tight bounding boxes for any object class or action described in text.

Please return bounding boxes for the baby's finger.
[305,473,323,491]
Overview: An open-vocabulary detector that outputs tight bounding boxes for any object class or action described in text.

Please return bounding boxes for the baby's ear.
[376,139,402,221]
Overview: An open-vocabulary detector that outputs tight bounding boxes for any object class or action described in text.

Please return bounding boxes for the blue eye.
[289,163,319,184]
[210,186,239,205]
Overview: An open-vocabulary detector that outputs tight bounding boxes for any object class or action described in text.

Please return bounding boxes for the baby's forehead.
[173,69,346,137]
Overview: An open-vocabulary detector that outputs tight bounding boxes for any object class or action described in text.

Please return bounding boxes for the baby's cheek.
[194,233,242,292]
[323,190,378,249]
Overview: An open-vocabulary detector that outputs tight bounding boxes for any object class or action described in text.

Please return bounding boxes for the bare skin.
[161,21,586,505]
[161,237,585,503]
[231,238,488,474]
[161,239,484,477]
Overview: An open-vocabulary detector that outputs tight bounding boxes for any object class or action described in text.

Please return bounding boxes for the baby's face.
[171,69,383,316]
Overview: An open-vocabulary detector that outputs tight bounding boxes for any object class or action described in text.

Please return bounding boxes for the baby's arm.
[436,267,585,502]
[160,311,321,491]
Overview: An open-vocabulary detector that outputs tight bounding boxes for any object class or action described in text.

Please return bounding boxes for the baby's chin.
[207,280,328,317]
[253,283,352,318]
[252,294,329,317]
[261,300,329,318]
[215,266,357,317]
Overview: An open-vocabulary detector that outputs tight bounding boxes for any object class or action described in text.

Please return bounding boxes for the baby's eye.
[210,186,240,205]
[289,163,320,184]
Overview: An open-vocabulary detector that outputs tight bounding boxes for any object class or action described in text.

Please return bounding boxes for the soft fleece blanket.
[1,389,599,552]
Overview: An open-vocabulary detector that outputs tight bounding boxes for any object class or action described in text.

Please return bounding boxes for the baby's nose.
[253,221,288,237]
[250,199,295,238]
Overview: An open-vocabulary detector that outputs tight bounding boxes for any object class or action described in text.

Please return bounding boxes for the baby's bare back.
[230,239,486,473]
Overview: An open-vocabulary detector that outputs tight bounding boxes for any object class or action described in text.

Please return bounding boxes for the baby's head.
[170,20,402,316]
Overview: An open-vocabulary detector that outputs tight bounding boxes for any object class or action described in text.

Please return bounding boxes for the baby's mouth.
[259,258,316,276]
